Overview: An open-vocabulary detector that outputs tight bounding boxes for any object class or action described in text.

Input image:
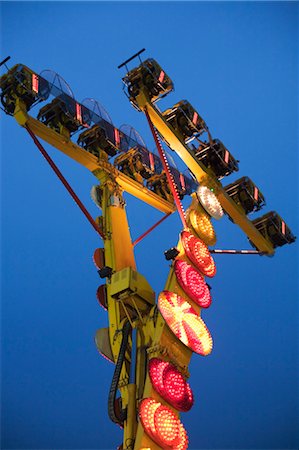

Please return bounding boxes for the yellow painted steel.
[135,90,275,256]
[89,169,154,448]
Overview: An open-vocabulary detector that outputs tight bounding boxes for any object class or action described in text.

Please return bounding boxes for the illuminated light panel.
[159,71,165,83]
[139,398,188,450]
[158,291,213,356]
[149,358,194,412]
[149,358,169,394]
[181,231,216,278]
[139,398,161,444]
[281,221,286,235]
[76,103,82,123]
[174,260,212,308]
[32,74,39,93]
[224,150,230,164]
[114,128,120,147]
[197,185,223,220]
[154,405,180,446]
[180,383,194,413]
[176,423,189,450]
[192,111,198,125]
[189,208,216,246]
[163,366,194,412]
[163,367,186,404]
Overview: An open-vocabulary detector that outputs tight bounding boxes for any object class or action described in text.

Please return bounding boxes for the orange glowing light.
[189,208,216,246]
[154,405,180,446]
[139,398,160,443]
[139,398,188,449]
[158,291,213,356]
[176,422,189,450]
[174,260,212,308]
[149,358,194,412]
[181,230,216,277]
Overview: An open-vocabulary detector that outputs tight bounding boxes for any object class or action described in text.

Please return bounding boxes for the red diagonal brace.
[144,108,187,228]
[25,124,104,239]
[133,212,172,246]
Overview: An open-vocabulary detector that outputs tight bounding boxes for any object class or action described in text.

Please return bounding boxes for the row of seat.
[0,64,197,202]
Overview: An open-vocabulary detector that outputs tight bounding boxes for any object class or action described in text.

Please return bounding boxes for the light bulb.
[197,185,223,220]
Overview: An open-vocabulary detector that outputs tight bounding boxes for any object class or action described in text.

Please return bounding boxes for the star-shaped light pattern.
[197,185,223,220]
[174,260,212,308]
[149,358,194,411]
[158,291,213,356]
[139,398,189,449]
[189,208,216,246]
[181,230,216,277]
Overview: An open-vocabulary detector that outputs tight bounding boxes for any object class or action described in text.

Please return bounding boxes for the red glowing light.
[32,74,39,93]
[181,230,216,277]
[174,260,212,308]
[163,367,186,404]
[158,291,213,356]
[114,128,120,147]
[149,358,169,394]
[139,398,188,450]
[281,221,286,235]
[149,358,194,412]
[76,103,82,123]
[192,111,198,124]
[254,186,259,201]
[149,152,155,171]
[159,71,165,83]
[180,173,186,191]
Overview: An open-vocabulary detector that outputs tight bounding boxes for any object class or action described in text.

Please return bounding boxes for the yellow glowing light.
[139,398,189,449]
[189,208,216,246]
[197,185,223,220]
[158,291,213,356]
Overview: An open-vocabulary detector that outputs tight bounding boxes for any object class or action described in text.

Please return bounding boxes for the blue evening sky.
[1,2,298,449]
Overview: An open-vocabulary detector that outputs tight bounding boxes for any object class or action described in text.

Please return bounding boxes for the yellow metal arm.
[135,91,274,256]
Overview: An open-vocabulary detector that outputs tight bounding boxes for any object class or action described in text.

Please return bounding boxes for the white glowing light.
[197,185,223,220]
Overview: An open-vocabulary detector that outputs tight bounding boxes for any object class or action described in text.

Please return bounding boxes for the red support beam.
[25,124,105,239]
[133,212,172,247]
[144,108,187,229]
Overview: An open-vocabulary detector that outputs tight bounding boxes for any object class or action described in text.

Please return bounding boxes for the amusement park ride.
[0,50,296,450]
